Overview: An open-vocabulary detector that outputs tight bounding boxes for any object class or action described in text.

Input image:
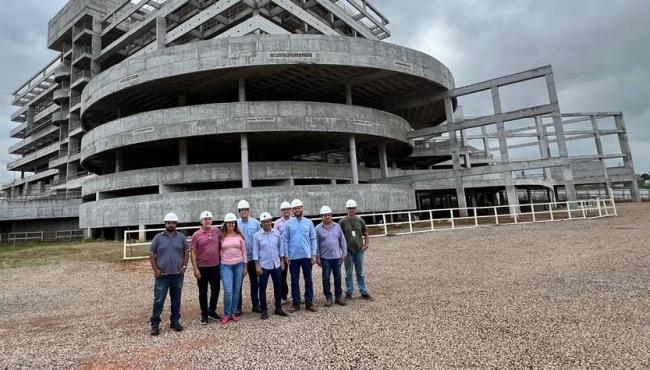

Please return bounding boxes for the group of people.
[147,198,372,336]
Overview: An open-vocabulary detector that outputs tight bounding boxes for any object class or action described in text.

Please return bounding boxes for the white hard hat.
[291,199,303,208]
[320,206,332,215]
[280,201,291,210]
[346,199,358,208]
[237,200,250,210]
[259,212,272,221]
[200,210,213,220]
[164,212,179,222]
[224,213,237,222]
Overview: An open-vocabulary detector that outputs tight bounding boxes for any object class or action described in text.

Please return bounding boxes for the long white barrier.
[123,197,617,260]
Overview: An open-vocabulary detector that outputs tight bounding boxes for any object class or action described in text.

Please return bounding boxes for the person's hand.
[281,260,285,271]
[243,265,248,277]
[340,257,345,266]
[256,265,262,276]
[193,268,201,279]
[362,243,369,252]
[153,268,162,278]
[311,256,317,265]
[180,266,187,275]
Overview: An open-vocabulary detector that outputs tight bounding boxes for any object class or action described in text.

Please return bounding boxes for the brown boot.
[324,298,333,307]
[335,298,347,306]
[288,304,300,313]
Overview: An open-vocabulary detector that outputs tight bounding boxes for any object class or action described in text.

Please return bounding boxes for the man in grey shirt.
[149,212,189,336]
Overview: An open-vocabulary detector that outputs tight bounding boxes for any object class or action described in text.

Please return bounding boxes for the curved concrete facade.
[82,162,381,197]
[79,184,416,229]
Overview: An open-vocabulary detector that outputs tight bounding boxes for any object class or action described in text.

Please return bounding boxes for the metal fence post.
[408,212,413,234]
[382,213,388,235]
[494,206,499,225]
[429,210,434,231]
[450,209,455,229]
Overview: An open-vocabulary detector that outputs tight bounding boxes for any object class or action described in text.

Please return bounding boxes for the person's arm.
[277,232,286,271]
[338,225,348,262]
[361,219,369,252]
[314,226,322,266]
[253,234,262,276]
[148,236,162,277]
[310,222,318,265]
[281,224,289,261]
[181,237,189,275]
[190,234,201,279]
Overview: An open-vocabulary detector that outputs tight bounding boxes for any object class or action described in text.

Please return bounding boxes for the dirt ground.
[0,203,649,369]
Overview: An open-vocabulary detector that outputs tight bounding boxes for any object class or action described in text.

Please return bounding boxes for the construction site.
[1,0,644,240]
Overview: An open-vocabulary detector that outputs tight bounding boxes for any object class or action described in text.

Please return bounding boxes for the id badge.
[351,231,356,237]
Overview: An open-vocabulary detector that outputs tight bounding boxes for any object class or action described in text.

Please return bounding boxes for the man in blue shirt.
[253,212,289,319]
[315,206,348,307]
[281,199,318,313]
[236,199,261,315]
[148,212,189,336]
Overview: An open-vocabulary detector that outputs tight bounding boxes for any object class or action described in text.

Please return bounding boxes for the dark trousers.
[238,260,260,310]
[290,258,313,305]
[150,274,183,328]
[196,265,220,316]
[321,258,343,300]
[259,267,282,312]
[281,263,289,300]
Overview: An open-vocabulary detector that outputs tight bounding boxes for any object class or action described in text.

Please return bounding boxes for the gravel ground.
[1,203,649,369]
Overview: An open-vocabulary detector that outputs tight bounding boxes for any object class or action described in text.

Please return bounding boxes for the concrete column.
[444,98,467,214]
[526,188,532,204]
[330,178,337,184]
[239,78,246,102]
[590,115,611,193]
[614,114,640,202]
[378,143,388,178]
[391,162,397,170]
[26,106,35,130]
[535,117,554,181]
[241,133,251,188]
[481,126,490,162]
[155,16,166,50]
[349,135,359,185]
[24,182,31,196]
[546,72,577,203]
[469,191,478,208]
[288,177,295,186]
[179,139,188,165]
[91,18,102,76]
[492,86,518,215]
[115,149,123,173]
[84,228,92,240]
[138,224,146,242]
[345,84,352,105]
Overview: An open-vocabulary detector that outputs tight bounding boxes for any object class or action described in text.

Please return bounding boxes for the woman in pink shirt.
[219,212,247,324]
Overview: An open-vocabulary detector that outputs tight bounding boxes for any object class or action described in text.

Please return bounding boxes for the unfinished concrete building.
[1,0,641,238]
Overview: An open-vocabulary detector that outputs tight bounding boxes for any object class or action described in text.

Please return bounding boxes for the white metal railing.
[0,230,84,245]
[122,197,617,260]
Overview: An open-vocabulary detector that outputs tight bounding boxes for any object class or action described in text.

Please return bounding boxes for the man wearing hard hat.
[190,210,221,325]
[339,199,373,301]
[253,212,289,319]
[148,212,190,336]
[315,205,348,307]
[281,199,318,313]
[236,200,261,315]
[273,201,293,302]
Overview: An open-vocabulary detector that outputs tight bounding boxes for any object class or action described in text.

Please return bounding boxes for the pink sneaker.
[220,316,230,325]
[230,314,240,322]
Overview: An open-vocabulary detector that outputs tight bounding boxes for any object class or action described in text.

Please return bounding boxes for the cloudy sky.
[1,0,649,183]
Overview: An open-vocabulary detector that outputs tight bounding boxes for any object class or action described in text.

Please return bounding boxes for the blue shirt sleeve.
[338,224,348,258]
[281,222,289,258]
[252,233,260,261]
[149,234,159,255]
[309,222,317,257]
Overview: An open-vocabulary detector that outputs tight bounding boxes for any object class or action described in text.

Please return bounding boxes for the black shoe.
[207,311,221,321]
[170,322,184,332]
[274,309,288,317]
[324,298,333,307]
[335,298,347,306]
[252,305,262,313]
[200,315,208,325]
[345,293,352,300]
[361,293,374,301]
[288,304,300,313]
[150,327,159,336]
[260,311,268,320]
[305,303,318,312]
[235,308,242,316]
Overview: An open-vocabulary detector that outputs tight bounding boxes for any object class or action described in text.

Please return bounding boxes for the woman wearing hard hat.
[219,213,247,324]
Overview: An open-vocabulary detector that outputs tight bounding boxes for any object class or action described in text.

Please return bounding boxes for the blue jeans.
[321,258,343,300]
[290,258,313,305]
[220,263,244,317]
[259,267,282,312]
[150,274,183,328]
[345,250,368,295]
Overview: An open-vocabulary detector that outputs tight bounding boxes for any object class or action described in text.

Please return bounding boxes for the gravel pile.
[1,203,649,368]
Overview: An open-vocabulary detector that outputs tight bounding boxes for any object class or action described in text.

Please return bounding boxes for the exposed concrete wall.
[0,199,81,222]
[81,34,455,116]
[81,162,381,196]
[80,101,412,164]
[79,184,415,228]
